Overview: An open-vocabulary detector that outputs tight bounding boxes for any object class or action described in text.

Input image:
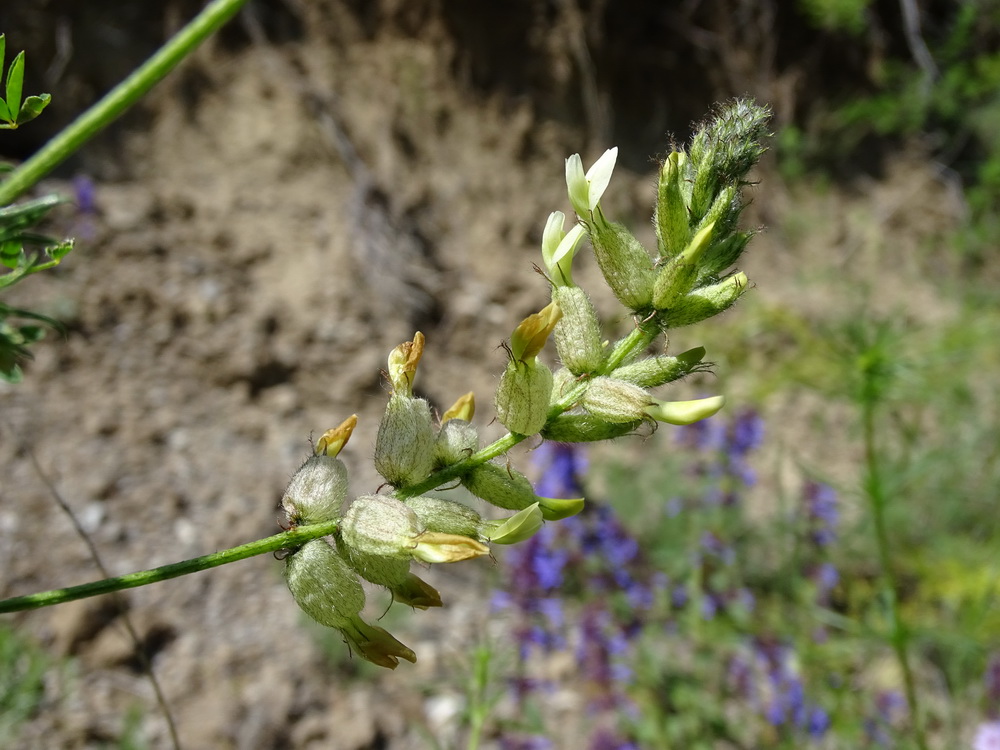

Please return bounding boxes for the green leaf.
[0,97,10,124]
[5,51,25,120]
[0,34,6,80]
[48,238,73,262]
[0,239,23,268]
[16,93,50,126]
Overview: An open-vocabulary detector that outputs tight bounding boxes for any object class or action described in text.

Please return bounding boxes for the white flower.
[565,147,618,219]
[540,211,586,286]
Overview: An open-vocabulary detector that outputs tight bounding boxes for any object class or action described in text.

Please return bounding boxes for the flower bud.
[375,394,437,487]
[315,414,358,458]
[656,272,749,329]
[652,221,715,310]
[494,360,554,436]
[537,495,585,521]
[566,148,618,220]
[510,302,562,363]
[482,503,544,544]
[655,150,693,259]
[697,230,753,284]
[284,538,416,669]
[541,211,587,287]
[281,455,349,526]
[588,217,655,311]
[441,391,475,424]
[581,376,653,423]
[645,394,726,425]
[387,332,425,396]
[462,461,537,511]
[337,541,442,609]
[552,285,605,375]
[612,346,707,388]
[541,412,641,442]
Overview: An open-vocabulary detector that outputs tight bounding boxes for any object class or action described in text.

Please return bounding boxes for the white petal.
[551,222,586,268]
[565,153,590,218]
[585,146,618,210]
[541,211,566,271]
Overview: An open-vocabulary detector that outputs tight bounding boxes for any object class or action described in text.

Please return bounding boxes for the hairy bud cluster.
[278,100,771,669]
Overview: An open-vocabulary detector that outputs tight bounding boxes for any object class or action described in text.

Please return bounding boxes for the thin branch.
[22,440,183,750]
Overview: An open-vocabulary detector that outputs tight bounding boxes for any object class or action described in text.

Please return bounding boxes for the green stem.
[601,318,659,373]
[0,520,337,614]
[0,334,650,614]
[862,388,927,750]
[0,0,249,206]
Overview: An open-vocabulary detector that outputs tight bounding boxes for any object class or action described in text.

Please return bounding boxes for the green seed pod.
[581,376,653,423]
[284,539,366,628]
[374,394,437,487]
[656,272,749,329]
[340,494,425,559]
[541,412,641,442]
[462,461,537,512]
[434,419,480,467]
[612,346,707,388]
[494,360,554,436]
[336,541,442,609]
[284,538,417,669]
[405,495,483,538]
[341,494,489,563]
[552,285,605,375]
[588,217,655,311]
[281,455,349,526]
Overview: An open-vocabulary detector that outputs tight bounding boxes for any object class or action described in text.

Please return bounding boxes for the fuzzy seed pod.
[581,376,653,423]
[588,217,655,311]
[541,412,642,443]
[281,455,349,526]
[404,495,483,538]
[341,494,489,563]
[434,419,480,467]
[283,538,417,669]
[340,494,425,560]
[494,360,554,436]
[374,395,437,487]
[462,461,537,511]
[552,285,605,375]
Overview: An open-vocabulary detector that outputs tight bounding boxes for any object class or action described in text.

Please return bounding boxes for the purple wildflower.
[974,722,1000,750]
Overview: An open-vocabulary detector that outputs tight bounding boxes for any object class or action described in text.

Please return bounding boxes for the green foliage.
[0,195,74,382]
[0,34,51,129]
[0,624,49,739]
[796,0,871,35]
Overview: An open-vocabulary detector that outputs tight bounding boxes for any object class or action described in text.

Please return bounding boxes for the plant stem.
[862,379,928,750]
[601,318,659,373]
[0,0,249,206]
[0,520,337,613]
[0,333,650,614]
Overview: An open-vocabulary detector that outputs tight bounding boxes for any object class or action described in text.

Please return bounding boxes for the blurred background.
[1,1,998,748]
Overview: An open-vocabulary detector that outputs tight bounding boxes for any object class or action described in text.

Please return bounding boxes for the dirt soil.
[0,3,965,749]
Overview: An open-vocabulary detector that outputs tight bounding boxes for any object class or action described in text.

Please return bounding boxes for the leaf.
[48,239,74,262]
[0,97,10,124]
[17,93,50,125]
[0,34,5,77]
[5,51,25,120]
[0,239,23,268]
